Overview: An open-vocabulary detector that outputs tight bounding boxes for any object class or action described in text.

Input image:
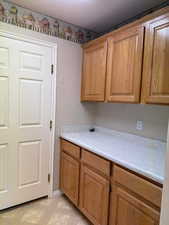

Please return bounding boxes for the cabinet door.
[60,152,80,206]
[81,41,107,101]
[106,26,144,103]
[142,16,169,104]
[109,185,160,225]
[79,165,109,225]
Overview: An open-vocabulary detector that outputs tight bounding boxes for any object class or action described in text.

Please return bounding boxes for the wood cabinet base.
[60,139,162,225]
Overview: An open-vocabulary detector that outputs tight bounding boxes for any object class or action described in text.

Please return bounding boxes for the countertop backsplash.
[94,103,169,142]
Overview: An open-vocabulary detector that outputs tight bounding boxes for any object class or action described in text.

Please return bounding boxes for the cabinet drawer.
[82,149,110,176]
[61,139,80,159]
[113,165,162,208]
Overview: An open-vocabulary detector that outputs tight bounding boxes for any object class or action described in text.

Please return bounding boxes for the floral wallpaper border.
[0,0,97,43]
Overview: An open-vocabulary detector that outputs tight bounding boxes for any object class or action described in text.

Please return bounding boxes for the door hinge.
[48,173,51,183]
[50,120,53,130]
[51,64,54,74]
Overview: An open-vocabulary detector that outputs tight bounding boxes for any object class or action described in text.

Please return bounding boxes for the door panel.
[0,45,9,128]
[18,141,41,187]
[19,49,44,80]
[0,78,8,127]
[106,26,144,103]
[20,51,42,72]
[0,36,52,209]
[0,144,8,192]
[20,80,42,126]
[142,17,169,104]
[0,46,9,76]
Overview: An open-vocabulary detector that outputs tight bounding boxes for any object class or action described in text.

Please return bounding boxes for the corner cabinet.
[81,40,107,101]
[106,26,144,103]
[141,16,169,104]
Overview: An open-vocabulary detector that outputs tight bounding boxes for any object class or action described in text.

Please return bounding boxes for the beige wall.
[54,40,95,189]
[94,103,169,141]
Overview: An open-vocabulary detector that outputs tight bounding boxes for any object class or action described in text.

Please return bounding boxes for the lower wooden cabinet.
[79,164,110,225]
[109,185,160,225]
[60,152,80,206]
[60,140,162,225]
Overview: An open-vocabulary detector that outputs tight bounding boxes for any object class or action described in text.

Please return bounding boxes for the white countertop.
[61,127,166,184]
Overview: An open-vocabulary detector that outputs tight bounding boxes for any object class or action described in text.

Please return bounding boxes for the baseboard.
[53,190,62,198]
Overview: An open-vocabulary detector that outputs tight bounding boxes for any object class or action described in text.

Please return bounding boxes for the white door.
[0,35,53,209]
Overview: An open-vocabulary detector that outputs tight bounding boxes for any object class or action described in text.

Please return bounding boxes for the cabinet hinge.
[51,64,54,74]
[48,173,51,183]
[50,120,53,130]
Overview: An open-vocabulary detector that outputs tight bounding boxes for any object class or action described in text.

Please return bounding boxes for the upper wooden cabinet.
[106,26,144,103]
[142,16,169,104]
[81,9,169,105]
[81,41,107,101]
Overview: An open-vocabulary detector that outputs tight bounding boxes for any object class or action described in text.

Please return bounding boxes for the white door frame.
[0,27,57,198]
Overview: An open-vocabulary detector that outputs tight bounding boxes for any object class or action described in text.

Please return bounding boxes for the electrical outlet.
[136,120,144,131]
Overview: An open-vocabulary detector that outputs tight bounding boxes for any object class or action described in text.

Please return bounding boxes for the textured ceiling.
[8,0,167,33]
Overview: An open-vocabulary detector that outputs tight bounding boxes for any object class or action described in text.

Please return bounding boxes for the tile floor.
[0,194,91,225]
